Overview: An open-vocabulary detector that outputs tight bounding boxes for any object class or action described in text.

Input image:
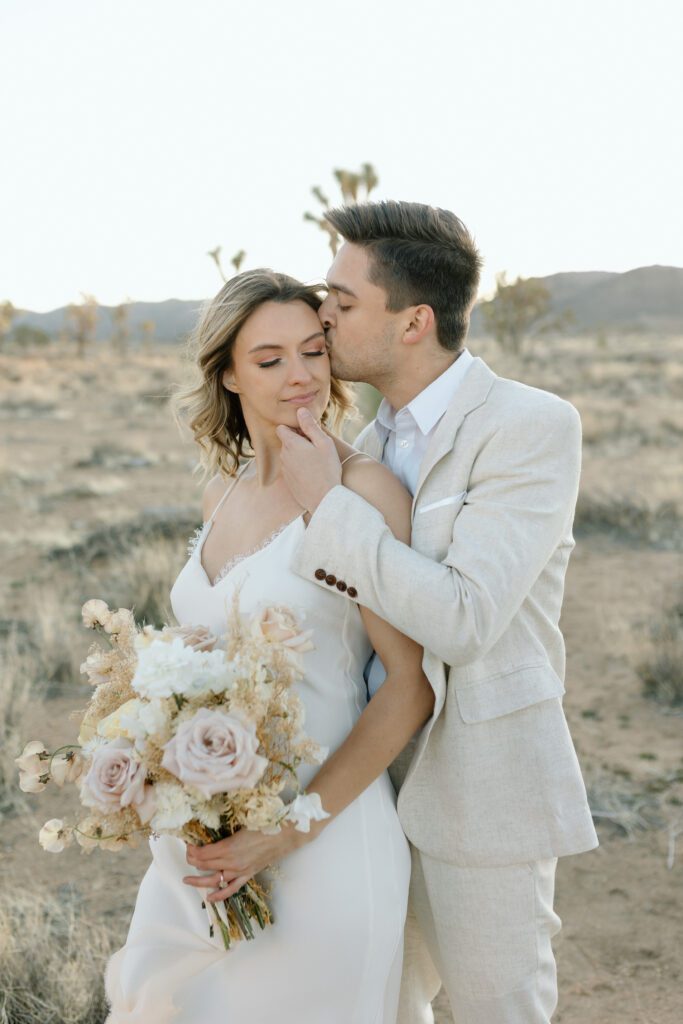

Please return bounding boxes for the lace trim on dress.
[186,523,206,558]
[209,518,299,586]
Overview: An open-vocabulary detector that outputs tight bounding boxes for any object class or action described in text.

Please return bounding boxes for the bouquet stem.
[205,879,272,950]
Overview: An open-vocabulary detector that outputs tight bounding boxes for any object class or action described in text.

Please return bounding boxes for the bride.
[103,269,435,1023]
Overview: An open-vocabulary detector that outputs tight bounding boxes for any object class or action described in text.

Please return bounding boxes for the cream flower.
[148,781,194,831]
[284,792,330,833]
[50,749,84,787]
[81,599,112,629]
[161,707,268,797]
[15,739,50,792]
[80,648,114,685]
[39,818,72,853]
[103,608,135,635]
[242,793,286,832]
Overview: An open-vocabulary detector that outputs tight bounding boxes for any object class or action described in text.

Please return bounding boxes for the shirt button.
[314,569,326,580]
[398,439,409,448]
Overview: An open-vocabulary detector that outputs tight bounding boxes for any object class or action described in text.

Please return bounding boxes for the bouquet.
[16,595,329,949]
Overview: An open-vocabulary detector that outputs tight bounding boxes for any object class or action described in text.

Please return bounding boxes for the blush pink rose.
[252,606,314,653]
[161,708,268,797]
[82,738,156,823]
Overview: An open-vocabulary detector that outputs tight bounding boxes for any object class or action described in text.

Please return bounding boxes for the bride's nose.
[287,355,315,385]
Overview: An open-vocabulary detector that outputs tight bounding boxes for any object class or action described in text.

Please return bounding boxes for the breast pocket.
[412,492,467,558]
[417,490,468,515]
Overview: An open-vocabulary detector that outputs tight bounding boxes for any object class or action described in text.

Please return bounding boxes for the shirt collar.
[375,348,474,437]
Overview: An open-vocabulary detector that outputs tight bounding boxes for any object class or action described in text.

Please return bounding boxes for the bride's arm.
[183,461,435,900]
[296,456,434,829]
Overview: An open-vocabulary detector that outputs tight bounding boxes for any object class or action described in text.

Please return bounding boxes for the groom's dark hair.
[325,200,482,352]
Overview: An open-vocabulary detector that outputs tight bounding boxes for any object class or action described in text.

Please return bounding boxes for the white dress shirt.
[365,347,474,696]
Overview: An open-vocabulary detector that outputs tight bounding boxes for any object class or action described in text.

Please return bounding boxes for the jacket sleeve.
[290,400,582,667]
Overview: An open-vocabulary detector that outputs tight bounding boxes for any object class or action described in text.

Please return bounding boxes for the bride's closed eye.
[258,349,327,368]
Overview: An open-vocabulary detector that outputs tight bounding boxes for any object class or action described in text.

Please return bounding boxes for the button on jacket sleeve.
[290,399,582,668]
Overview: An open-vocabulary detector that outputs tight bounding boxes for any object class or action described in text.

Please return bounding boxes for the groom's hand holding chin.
[276,407,342,514]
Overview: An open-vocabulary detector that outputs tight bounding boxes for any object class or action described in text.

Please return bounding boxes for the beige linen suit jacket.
[291,355,598,867]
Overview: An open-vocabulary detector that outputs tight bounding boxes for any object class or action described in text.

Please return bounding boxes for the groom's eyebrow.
[326,281,358,299]
[248,332,325,353]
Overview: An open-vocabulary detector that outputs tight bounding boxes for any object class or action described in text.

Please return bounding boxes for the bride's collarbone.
[202,498,302,575]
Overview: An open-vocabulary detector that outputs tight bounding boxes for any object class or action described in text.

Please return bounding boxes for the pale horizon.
[1,0,681,312]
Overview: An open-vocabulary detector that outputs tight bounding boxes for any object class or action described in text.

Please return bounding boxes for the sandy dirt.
[1,335,681,1022]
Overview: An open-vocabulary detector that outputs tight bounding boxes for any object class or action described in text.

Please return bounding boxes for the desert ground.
[1,331,681,1022]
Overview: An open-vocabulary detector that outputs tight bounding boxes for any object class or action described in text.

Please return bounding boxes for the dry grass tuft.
[586,770,665,839]
[0,887,118,1023]
[0,629,42,817]
[637,598,683,708]
[574,497,683,550]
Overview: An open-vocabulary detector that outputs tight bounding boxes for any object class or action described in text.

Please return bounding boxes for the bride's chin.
[278,403,325,428]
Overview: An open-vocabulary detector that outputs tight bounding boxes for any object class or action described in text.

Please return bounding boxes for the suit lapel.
[411,356,497,518]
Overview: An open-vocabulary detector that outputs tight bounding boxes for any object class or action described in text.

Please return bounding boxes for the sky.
[1,0,681,311]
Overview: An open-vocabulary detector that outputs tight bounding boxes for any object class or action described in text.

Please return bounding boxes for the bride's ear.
[222,369,240,394]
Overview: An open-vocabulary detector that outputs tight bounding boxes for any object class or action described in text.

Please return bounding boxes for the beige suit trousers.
[397,844,561,1024]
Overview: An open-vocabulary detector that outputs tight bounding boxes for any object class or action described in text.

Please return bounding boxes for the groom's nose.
[318,296,335,329]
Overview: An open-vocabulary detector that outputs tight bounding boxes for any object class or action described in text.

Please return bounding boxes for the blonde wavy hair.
[170,269,355,481]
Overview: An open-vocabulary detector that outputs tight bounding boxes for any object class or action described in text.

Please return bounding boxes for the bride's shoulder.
[340,451,412,544]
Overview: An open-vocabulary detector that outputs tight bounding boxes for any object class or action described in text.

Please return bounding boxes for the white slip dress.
[103,466,411,1024]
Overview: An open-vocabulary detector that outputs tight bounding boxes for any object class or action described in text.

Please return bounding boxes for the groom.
[277,200,598,1023]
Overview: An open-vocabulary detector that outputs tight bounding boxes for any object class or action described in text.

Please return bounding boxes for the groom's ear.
[401,304,435,347]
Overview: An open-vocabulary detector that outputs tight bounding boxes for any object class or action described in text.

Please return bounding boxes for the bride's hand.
[182,826,303,903]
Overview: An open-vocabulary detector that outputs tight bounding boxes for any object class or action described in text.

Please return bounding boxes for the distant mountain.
[13,298,206,343]
[469,265,683,335]
[11,265,683,342]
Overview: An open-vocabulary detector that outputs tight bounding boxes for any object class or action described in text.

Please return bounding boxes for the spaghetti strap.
[207,460,251,523]
[340,451,365,467]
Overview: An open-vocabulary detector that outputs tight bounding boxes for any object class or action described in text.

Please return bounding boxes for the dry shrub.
[0,629,42,816]
[637,598,683,708]
[0,887,117,1023]
[101,533,184,628]
[585,770,664,839]
[574,496,683,549]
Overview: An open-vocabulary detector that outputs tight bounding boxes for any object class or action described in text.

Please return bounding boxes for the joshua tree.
[480,272,573,355]
[140,319,156,353]
[208,246,246,283]
[0,301,17,345]
[111,300,131,357]
[304,162,379,255]
[65,293,98,358]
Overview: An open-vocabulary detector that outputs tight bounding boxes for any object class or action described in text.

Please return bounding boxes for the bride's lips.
[284,391,319,405]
